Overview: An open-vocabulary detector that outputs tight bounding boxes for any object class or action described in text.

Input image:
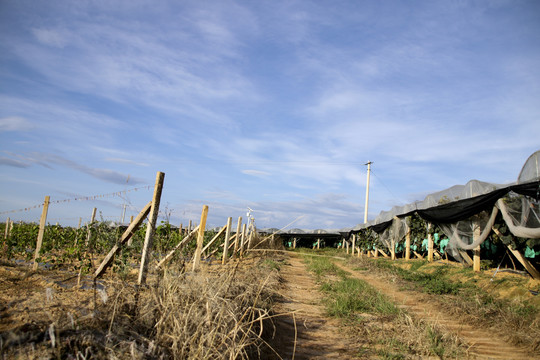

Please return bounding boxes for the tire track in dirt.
[335,261,533,360]
[268,255,360,359]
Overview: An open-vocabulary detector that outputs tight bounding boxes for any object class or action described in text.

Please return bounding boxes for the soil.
[333,261,533,360]
[1,253,538,359]
[268,252,537,359]
[267,255,360,359]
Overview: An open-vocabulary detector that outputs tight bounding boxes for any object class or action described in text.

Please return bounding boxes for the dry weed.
[1,257,281,359]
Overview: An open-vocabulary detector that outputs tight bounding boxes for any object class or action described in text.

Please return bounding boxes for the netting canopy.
[350,150,540,256]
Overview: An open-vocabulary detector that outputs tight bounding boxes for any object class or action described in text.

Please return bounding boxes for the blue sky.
[1,0,539,230]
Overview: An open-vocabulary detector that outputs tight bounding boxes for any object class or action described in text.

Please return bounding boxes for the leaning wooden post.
[473,224,481,272]
[427,224,434,263]
[405,230,411,260]
[192,205,209,271]
[492,227,540,279]
[86,207,97,246]
[138,171,165,285]
[33,196,50,271]
[222,217,233,265]
[232,216,242,258]
[94,201,152,278]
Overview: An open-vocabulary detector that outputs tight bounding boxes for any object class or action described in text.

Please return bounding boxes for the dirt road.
[269,255,360,359]
[270,253,533,359]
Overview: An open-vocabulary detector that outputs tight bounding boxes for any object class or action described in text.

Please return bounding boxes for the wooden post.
[391,239,396,260]
[247,219,255,250]
[94,201,152,278]
[222,217,233,265]
[351,235,356,255]
[130,215,134,223]
[156,225,199,270]
[239,223,247,256]
[346,240,349,254]
[4,217,10,239]
[405,231,411,260]
[192,205,209,271]
[427,224,434,263]
[317,238,320,249]
[86,207,97,245]
[492,226,540,279]
[33,196,50,271]
[473,225,481,272]
[293,238,296,249]
[202,224,227,254]
[179,223,183,236]
[3,217,10,256]
[138,171,165,285]
[77,217,82,229]
[378,248,390,258]
[188,220,192,234]
[459,250,473,266]
[232,216,242,258]
[374,246,379,258]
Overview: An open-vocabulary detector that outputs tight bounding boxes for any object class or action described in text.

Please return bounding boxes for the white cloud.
[242,169,270,177]
[0,117,34,132]
[31,28,69,48]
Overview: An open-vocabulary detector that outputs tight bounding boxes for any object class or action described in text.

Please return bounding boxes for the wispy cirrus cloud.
[0,117,35,132]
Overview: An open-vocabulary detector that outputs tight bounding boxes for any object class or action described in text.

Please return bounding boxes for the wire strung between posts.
[0,185,152,215]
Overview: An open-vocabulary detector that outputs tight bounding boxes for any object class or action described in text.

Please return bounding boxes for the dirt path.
[334,261,533,360]
[269,254,360,359]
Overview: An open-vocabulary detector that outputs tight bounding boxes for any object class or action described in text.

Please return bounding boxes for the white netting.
[518,150,540,184]
[440,207,499,259]
[379,217,409,252]
[496,196,540,239]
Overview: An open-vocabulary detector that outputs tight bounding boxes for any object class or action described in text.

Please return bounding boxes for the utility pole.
[364,161,372,223]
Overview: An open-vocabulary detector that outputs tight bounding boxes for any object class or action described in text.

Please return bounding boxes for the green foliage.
[375,260,462,295]
[321,277,399,317]
[1,220,199,274]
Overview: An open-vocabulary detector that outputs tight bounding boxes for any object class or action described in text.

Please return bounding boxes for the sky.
[1,0,539,231]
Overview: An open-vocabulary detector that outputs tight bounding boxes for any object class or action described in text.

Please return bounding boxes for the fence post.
[427,223,434,262]
[239,223,247,257]
[473,224,481,272]
[232,216,242,258]
[33,196,50,271]
[351,235,356,255]
[138,171,165,285]
[192,205,209,271]
[86,207,97,246]
[4,217,10,239]
[222,217,232,265]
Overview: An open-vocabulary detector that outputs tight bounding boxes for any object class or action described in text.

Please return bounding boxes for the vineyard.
[1,151,539,359]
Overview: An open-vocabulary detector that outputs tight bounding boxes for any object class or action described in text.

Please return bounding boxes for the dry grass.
[346,255,540,354]
[1,256,282,359]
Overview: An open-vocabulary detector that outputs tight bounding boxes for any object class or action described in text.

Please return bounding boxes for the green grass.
[320,277,399,317]
[302,254,398,318]
[303,254,347,279]
[375,259,463,295]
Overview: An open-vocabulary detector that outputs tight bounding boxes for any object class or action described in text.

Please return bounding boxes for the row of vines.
[354,210,540,269]
[1,221,226,276]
